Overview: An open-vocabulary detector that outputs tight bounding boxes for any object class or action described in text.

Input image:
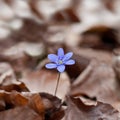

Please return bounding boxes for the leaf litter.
[0,0,120,120]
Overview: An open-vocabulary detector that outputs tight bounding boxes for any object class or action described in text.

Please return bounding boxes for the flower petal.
[62,52,73,61]
[57,65,65,72]
[57,48,64,58]
[45,63,57,69]
[65,59,75,65]
[48,54,58,62]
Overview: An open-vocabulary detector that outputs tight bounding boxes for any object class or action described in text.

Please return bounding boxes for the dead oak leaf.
[63,96,120,120]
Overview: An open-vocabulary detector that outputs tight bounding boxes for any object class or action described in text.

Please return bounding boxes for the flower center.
[58,60,63,64]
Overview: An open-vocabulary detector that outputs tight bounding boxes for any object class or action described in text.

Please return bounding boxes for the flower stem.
[54,73,60,96]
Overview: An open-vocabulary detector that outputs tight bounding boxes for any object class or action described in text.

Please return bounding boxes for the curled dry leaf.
[23,93,45,117]
[65,46,113,81]
[70,60,120,111]
[0,62,28,92]
[0,62,17,85]
[40,93,64,120]
[65,50,90,81]
[65,45,113,83]
[0,82,29,92]
[63,96,120,120]
[0,91,45,120]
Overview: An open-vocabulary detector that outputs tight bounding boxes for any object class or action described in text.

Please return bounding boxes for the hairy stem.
[54,73,60,96]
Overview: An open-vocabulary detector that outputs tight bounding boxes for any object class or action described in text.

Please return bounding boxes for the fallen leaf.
[40,93,64,120]
[63,96,120,120]
[70,60,120,111]
[0,62,29,92]
[0,91,45,119]
[0,106,43,120]
[20,69,70,100]
[80,25,119,50]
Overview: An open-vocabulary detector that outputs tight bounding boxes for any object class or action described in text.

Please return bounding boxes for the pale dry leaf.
[20,69,70,100]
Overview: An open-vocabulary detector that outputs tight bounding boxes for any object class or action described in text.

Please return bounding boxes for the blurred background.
[0,0,120,40]
[0,0,120,99]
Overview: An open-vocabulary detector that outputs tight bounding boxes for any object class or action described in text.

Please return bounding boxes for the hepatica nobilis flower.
[45,48,75,72]
[45,48,75,96]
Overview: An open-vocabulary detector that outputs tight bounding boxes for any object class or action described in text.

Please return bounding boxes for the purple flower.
[45,48,75,73]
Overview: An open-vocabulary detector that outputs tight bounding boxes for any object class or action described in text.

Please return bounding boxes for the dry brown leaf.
[0,62,17,85]
[70,60,120,111]
[80,25,119,50]
[20,69,70,99]
[0,62,29,92]
[0,1,120,119]
[71,47,113,64]
[63,96,120,120]
[65,49,90,81]
[0,91,45,119]
[40,93,64,120]
[0,106,43,120]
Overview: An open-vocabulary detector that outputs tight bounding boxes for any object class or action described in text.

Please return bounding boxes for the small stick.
[54,73,60,96]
